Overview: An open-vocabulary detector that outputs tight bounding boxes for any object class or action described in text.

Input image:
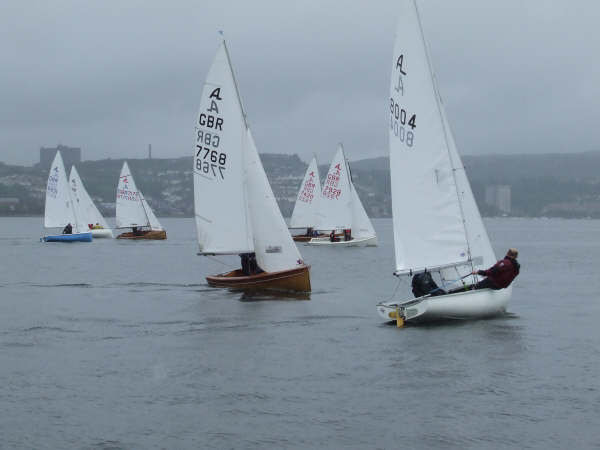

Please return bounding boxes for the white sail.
[440,101,496,272]
[245,130,303,272]
[193,41,253,255]
[116,162,150,229]
[44,151,77,230]
[389,0,471,274]
[69,166,109,230]
[290,156,321,229]
[142,197,163,231]
[315,144,353,230]
[350,184,376,239]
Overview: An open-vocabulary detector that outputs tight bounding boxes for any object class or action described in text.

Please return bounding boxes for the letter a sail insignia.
[209,88,222,100]
[207,100,219,113]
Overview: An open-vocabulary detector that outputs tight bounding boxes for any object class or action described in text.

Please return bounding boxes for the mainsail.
[315,144,353,230]
[44,151,78,231]
[194,40,304,272]
[116,162,153,229]
[69,166,109,230]
[290,157,321,229]
[389,0,495,275]
[194,41,253,255]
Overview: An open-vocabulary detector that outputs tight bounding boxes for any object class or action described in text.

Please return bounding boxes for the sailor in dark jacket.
[472,248,520,290]
[62,223,73,234]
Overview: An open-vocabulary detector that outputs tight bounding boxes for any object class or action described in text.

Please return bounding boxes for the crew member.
[471,248,520,290]
[62,223,73,234]
[240,253,250,275]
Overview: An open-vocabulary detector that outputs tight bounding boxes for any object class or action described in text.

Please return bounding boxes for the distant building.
[39,144,81,170]
[485,185,511,213]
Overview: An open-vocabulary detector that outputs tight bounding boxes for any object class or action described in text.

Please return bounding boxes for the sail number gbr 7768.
[390,98,416,148]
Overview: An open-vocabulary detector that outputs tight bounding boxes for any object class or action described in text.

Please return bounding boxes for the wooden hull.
[116,230,167,240]
[207,265,311,292]
[377,286,511,323]
[42,232,93,242]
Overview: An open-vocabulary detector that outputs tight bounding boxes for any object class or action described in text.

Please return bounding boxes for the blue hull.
[42,232,93,242]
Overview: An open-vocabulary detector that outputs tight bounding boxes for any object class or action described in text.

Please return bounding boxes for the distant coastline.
[2,151,600,219]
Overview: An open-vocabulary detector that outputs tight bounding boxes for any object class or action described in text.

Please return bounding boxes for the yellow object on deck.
[395,306,404,328]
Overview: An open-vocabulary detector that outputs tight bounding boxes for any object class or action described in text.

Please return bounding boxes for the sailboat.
[115,161,167,240]
[289,156,327,242]
[307,144,377,247]
[376,0,511,323]
[194,40,310,292]
[42,151,93,242]
[69,166,113,238]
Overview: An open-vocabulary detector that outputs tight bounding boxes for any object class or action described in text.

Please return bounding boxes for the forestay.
[69,166,109,230]
[315,144,353,230]
[116,162,149,229]
[389,0,478,274]
[245,130,303,272]
[44,151,77,230]
[290,156,321,229]
[193,41,253,255]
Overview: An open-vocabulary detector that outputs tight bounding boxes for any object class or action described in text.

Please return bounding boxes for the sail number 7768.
[195,130,227,180]
[390,98,416,148]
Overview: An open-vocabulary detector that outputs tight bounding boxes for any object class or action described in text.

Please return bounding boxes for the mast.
[340,144,356,229]
[413,0,473,269]
[221,38,253,252]
[69,184,82,233]
[222,39,249,131]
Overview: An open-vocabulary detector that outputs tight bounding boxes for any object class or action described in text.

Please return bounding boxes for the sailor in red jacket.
[471,248,520,290]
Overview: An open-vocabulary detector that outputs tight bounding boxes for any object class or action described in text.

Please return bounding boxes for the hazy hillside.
[3,151,600,218]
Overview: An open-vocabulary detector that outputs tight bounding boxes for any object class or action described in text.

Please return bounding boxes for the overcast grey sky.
[1,1,599,166]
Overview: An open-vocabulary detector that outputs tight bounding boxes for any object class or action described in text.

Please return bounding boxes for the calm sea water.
[1,217,599,449]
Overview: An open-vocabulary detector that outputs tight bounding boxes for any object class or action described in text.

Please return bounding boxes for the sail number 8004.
[390,98,416,148]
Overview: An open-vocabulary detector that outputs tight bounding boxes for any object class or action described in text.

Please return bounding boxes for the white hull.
[91,228,113,238]
[305,235,378,247]
[377,286,511,323]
